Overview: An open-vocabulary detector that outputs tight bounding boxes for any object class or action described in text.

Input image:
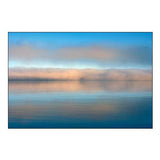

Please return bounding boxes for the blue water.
[8,81,152,128]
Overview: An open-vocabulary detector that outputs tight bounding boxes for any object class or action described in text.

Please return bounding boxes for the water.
[8,81,152,128]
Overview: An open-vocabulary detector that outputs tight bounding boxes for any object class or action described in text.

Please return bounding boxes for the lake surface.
[8,81,152,128]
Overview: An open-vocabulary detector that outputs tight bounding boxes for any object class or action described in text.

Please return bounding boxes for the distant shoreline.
[8,79,152,82]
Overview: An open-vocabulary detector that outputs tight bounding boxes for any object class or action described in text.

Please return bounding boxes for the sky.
[9,32,152,80]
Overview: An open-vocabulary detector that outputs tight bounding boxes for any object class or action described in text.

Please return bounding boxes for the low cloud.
[9,45,115,61]
[9,68,152,81]
[9,44,152,66]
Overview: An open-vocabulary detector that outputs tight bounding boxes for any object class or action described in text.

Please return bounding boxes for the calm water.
[8,81,152,128]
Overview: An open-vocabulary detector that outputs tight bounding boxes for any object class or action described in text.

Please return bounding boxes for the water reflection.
[9,81,152,128]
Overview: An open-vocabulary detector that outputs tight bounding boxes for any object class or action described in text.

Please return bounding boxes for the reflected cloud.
[9,81,152,94]
[9,94,152,128]
[9,103,117,121]
[8,80,152,128]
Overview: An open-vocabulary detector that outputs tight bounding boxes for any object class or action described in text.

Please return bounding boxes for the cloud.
[9,44,152,67]
[9,45,49,61]
[9,68,152,81]
[9,45,115,61]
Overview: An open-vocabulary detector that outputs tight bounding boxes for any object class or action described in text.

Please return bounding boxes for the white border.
[0,0,160,160]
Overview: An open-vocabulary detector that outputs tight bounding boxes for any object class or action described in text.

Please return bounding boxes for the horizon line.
[8,78,153,82]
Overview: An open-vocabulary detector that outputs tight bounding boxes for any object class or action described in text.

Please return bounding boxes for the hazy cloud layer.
[9,68,152,81]
[9,45,152,67]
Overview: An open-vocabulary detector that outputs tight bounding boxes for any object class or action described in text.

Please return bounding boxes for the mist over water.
[8,81,152,128]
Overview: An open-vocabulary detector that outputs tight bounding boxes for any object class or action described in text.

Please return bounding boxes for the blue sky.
[9,32,152,48]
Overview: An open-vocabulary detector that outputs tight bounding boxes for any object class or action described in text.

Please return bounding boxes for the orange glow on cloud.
[9,68,152,81]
